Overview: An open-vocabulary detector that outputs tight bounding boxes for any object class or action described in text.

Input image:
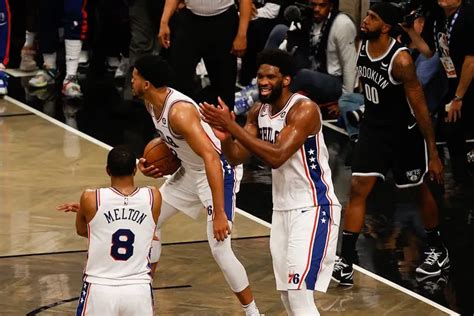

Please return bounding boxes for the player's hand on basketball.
[428,156,444,184]
[57,202,80,213]
[213,214,231,241]
[138,158,163,178]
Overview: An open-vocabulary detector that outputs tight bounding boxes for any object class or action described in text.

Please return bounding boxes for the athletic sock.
[65,39,82,77]
[24,31,36,48]
[341,230,360,264]
[242,300,260,316]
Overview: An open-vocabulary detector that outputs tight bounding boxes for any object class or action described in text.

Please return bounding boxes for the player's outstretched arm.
[201,98,319,169]
[393,51,443,184]
[170,102,230,241]
[57,202,80,213]
[76,189,96,238]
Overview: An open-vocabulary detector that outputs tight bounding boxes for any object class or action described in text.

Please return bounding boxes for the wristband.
[453,95,463,101]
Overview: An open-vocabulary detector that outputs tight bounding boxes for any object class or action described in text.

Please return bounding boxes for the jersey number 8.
[110,229,135,261]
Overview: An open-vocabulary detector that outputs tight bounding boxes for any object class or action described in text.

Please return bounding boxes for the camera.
[283,2,313,23]
[386,0,428,27]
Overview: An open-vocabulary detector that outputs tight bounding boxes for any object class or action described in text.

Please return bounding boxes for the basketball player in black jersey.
[332,3,448,286]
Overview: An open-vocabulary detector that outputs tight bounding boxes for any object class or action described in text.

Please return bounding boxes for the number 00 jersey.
[258,93,340,211]
[145,88,222,171]
[84,187,157,285]
[357,38,415,129]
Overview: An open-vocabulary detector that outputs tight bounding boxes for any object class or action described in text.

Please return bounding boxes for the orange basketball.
[143,138,181,176]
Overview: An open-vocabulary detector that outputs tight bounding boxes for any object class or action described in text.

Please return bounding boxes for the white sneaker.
[62,75,83,98]
[28,68,57,88]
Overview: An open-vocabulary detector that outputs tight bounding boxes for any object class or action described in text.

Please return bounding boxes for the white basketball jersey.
[84,187,156,285]
[258,93,340,211]
[146,88,222,170]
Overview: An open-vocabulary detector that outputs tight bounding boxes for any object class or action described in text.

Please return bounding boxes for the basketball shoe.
[0,70,8,97]
[29,67,57,88]
[416,246,450,276]
[332,257,354,286]
[62,75,83,99]
[20,47,38,72]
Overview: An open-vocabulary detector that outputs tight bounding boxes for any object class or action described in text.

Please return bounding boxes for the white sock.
[242,300,260,316]
[24,31,36,48]
[43,53,57,69]
[65,39,82,77]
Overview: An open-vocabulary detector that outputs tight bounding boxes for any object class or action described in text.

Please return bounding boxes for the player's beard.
[259,82,283,104]
[360,29,381,40]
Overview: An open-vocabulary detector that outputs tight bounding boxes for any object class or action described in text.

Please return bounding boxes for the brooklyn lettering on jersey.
[104,208,147,224]
[357,65,389,89]
[260,127,280,144]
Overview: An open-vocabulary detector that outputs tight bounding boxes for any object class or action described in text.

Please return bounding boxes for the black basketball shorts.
[351,123,428,188]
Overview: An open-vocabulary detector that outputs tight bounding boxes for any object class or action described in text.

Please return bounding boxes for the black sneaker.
[416,247,450,275]
[332,257,354,286]
[346,108,364,127]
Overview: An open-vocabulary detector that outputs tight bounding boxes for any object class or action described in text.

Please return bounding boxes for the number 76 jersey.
[84,187,157,285]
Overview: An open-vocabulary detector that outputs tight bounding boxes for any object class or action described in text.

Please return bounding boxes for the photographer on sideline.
[401,0,474,185]
[265,0,357,104]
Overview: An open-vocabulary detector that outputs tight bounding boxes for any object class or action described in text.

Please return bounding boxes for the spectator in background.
[28,0,88,99]
[239,0,283,87]
[266,0,357,105]
[403,0,474,184]
[19,0,39,72]
[0,0,10,97]
[158,0,253,111]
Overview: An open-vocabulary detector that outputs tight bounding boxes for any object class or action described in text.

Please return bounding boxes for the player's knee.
[350,177,373,199]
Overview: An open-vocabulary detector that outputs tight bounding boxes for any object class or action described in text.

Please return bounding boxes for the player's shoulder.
[287,97,319,120]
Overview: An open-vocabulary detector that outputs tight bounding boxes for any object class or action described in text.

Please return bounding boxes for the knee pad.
[288,286,319,316]
[207,221,249,293]
[280,291,293,316]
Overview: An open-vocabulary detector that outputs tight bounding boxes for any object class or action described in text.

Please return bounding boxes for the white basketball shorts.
[270,204,340,292]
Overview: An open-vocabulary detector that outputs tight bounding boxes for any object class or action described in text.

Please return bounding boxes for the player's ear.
[283,76,291,87]
[144,80,151,90]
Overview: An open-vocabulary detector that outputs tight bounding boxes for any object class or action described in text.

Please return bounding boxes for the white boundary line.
[235,208,271,228]
[322,120,348,135]
[5,96,459,315]
[5,96,113,151]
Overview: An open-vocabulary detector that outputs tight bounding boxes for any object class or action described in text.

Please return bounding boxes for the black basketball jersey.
[357,39,414,129]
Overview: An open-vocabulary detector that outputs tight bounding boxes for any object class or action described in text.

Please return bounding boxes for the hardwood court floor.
[0,97,455,315]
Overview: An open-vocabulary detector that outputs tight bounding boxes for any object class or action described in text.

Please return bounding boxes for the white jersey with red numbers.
[84,187,157,285]
[258,93,341,211]
[145,88,222,171]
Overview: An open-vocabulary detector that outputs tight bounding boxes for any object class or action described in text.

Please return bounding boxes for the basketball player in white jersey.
[58,145,161,315]
[130,55,260,316]
[200,49,341,316]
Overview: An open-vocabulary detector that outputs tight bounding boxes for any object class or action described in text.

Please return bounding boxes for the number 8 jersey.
[357,38,414,129]
[84,187,157,285]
